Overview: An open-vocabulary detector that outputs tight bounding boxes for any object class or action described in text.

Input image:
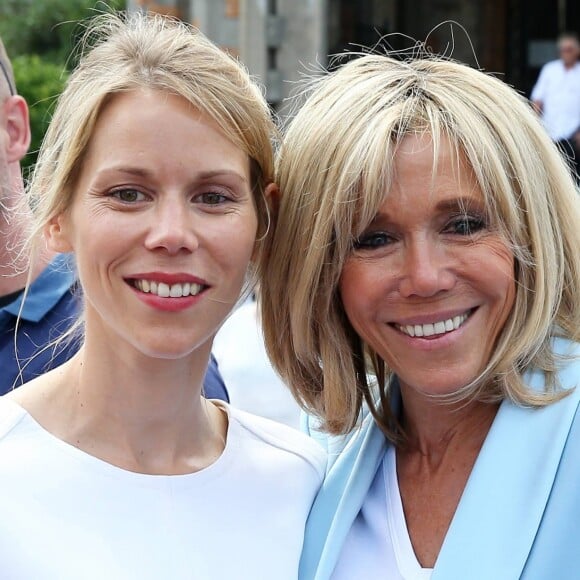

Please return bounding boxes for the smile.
[396,311,471,337]
[132,279,206,298]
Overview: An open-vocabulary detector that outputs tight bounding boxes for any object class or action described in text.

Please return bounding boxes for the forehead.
[84,89,250,174]
[393,133,474,184]
[382,133,482,209]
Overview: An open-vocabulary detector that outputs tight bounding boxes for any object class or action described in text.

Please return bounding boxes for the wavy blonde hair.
[260,54,580,440]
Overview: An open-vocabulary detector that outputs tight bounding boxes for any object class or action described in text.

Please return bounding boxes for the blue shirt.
[0,255,228,400]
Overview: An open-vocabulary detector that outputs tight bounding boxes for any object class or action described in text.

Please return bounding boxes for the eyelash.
[109,188,148,203]
[443,214,487,235]
[353,232,395,250]
[107,188,234,206]
[353,213,488,250]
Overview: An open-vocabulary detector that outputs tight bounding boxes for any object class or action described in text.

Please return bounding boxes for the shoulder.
[542,59,562,72]
[227,404,326,481]
[524,338,580,391]
[535,60,562,81]
[552,337,580,392]
[303,409,377,473]
[0,397,29,442]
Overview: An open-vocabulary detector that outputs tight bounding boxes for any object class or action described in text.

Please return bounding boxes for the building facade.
[128,0,579,105]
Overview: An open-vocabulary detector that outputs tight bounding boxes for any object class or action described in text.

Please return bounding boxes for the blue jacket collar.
[1,254,76,323]
[433,338,580,578]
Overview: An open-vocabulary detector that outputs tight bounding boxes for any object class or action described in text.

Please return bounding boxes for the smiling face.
[46,89,257,360]
[339,133,516,400]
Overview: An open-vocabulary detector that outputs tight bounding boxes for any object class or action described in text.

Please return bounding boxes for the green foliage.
[0,0,124,63]
[0,0,124,172]
[11,55,69,172]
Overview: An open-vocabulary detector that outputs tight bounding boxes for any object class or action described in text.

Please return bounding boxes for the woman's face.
[47,89,257,360]
[339,133,516,398]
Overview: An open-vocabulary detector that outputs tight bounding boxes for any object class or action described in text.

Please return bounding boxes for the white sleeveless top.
[332,445,433,579]
[0,397,325,579]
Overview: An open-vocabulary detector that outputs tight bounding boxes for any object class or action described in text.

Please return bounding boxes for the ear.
[3,95,31,163]
[45,213,74,254]
[251,182,280,262]
[263,182,280,227]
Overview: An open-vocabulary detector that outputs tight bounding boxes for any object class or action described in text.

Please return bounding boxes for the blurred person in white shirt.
[531,32,580,181]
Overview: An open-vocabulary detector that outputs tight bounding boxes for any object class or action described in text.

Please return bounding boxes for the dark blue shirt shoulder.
[0,256,228,401]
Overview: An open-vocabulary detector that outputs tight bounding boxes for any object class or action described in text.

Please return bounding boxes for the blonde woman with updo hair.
[0,12,324,579]
[261,53,580,579]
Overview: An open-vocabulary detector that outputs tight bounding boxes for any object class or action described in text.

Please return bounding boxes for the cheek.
[339,260,377,329]
[483,243,516,306]
[210,212,258,271]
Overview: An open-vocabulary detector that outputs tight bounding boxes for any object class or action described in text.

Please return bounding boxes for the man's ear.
[3,95,31,163]
[45,213,73,254]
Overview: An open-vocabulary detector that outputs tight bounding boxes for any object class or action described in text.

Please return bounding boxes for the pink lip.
[127,272,209,286]
[129,286,207,312]
[390,307,475,326]
[126,272,209,312]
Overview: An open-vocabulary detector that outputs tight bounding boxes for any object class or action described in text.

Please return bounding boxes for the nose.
[144,197,199,255]
[398,238,455,298]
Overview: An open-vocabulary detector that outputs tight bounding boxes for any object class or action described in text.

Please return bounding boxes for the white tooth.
[414,324,424,337]
[157,283,170,297]
[453,315,461,329]
[134,280,142,291]
[405,325,415,337]
[141,280,150,292]
[434,321,446,335]
[423,323,435,336]
[190,283,202,296]
[170,284,183,298]
[445,318,454,331]
[150,281,158,294]
[182,282,191,297]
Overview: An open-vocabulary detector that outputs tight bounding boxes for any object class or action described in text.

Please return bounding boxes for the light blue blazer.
[300,338,580,580]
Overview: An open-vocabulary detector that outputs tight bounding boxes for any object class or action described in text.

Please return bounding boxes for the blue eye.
[354,232,394,249]
[446,215,486,235]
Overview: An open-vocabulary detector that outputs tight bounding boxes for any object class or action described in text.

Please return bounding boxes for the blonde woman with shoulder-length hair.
[0,12,324,579]
[261,53,580,579]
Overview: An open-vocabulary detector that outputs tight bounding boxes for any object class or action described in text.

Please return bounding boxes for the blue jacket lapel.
[434,344,580,579]
[299,414,386,580]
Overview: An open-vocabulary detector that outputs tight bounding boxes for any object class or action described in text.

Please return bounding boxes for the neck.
[0,172,50,296]
[38,337,225,475]
[399,385,499,460]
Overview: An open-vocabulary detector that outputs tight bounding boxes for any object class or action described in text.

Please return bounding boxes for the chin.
[400,371,482,398]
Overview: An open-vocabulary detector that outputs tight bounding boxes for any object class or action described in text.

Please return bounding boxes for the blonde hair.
[261,54,580,440]
[28,10,275,264]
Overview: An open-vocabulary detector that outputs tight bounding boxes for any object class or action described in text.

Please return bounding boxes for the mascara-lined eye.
[199,192,229,205]
[354,232,394,250]
[445,215,486,236]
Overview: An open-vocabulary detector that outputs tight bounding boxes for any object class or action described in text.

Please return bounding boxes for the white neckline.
[384,445,433,577]
[0,397,237,486]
